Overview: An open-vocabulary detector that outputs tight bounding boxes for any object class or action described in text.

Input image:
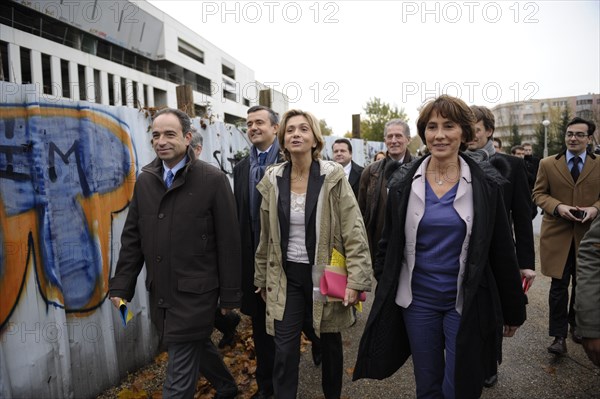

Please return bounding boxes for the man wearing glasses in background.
[533,117,600,356]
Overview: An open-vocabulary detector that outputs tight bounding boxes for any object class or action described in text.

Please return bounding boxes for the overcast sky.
[147,0,599,136]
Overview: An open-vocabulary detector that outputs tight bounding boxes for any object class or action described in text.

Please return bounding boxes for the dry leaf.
[100,315,317,398]
[117,387,147,399]
[542,365,557,375]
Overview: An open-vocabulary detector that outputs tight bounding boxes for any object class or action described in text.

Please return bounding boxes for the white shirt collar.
[163,156,187,181]
[256,143,274,156]
[566,150,585,166]
[343,161,352,178]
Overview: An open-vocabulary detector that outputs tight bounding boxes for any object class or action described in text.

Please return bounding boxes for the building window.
[224,112,245,126]
[78,64,86,101]
[107,74,115,105]
[243,97,250,106]
[143,84,149,107]
[111,46,124,64]
[132,81,139,108]
[154,88,167,108]
[0,41,8,82]
[178,38,204,64]
[222,62,235,80]
[20,47,32,84]
[195,104,207,117]
[222,77,237,102]
[121,77,127,106]
[577,110,592,119]
[223,88,237,102]
[124,51,135,69]
[182,69,211,96]
[41,53,52,95]
[97,40,111,60]
[60,59,70,98]
[81,33,97,55]
[94,69,102,103]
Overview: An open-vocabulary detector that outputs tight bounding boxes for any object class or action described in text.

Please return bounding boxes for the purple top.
[412,180,466,309]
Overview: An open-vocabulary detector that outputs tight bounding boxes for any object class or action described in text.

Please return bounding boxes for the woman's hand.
[344,288,359,307]
[520,268,536,288]
[503,325,519,337]
[255,286,267,303]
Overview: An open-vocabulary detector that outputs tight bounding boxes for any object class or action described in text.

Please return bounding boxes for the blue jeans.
[403,302,461,399]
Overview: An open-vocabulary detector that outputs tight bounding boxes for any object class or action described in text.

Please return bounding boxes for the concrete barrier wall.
[0,82,384,398]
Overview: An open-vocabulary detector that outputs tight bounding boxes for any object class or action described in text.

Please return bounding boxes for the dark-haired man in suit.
[332,138,363,198]
[234,105,279,399]
[110,108,241,399]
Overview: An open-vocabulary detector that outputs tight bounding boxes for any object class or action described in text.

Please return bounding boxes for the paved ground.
[296,232,600,399]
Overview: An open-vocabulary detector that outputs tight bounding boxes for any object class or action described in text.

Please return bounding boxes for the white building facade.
[0,0,287,124]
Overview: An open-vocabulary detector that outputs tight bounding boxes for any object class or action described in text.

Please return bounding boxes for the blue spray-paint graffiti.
[0,103,136,327]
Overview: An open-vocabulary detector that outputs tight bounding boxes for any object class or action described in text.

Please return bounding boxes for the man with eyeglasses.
[533,116,600,357]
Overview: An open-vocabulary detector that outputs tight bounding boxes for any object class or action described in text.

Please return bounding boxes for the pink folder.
[320,269,366,302]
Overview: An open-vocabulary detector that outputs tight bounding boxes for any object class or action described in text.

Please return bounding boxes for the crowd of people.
[107,95,599,399]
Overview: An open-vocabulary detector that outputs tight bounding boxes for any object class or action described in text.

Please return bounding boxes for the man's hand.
[503,325,519,337]
[556,204,583,221]
[580,206,599,223]
[110,296,123,309]
[556,204,598,223]
[582,337,600,367]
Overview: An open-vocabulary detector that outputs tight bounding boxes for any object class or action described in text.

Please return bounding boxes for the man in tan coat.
[533,116,600,356]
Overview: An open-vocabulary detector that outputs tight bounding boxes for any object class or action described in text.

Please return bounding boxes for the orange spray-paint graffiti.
[0,103,136,329]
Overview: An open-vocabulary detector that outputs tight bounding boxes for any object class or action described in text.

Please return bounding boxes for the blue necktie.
[571,157,580,183]
[165,170,174,188]
[258,152,268,166]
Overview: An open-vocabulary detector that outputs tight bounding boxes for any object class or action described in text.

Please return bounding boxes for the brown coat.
[109,147,242,343]
[358,153,414,265]
[532,151,600,278]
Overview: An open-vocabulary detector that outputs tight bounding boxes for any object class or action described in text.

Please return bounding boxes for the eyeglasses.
[565,132,589,139]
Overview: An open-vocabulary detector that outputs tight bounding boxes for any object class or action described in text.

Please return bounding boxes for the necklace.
[291,170,304,181]
[435,179,444,186]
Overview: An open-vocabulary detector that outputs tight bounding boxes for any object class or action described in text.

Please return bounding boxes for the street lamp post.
[542,119,550,158]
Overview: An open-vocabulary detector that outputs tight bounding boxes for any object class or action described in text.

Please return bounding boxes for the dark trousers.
[549,242,577,338]
[251,292,275,395]
[273,262,343,399]
[403,303,461,399]
[163,339,237,399]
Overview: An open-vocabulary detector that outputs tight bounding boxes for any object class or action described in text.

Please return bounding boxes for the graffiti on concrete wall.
[0,86,387,398]
[0,103,136,329]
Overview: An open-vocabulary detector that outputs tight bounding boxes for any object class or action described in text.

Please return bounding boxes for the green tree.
[319,119,333,136]
[508,122,521,148]
[533,122,545,158]
[535,105,571,157]
[549,106,571,155]
[360,97,408,141]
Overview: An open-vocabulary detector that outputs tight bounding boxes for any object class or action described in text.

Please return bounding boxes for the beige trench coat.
[255,160,372,336]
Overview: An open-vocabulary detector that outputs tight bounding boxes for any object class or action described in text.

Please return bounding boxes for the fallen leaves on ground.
[98,314,313,399]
